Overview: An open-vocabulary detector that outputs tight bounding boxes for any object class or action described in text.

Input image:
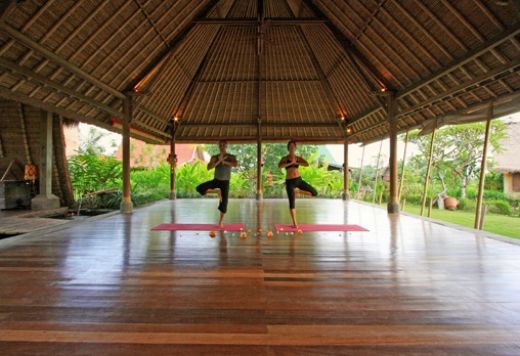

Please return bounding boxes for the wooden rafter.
[0,58,123,118]
[170,25,225,134]
[194,18,327,25]
[126,0,219,92]
[0,22,125,100]
[180,122,339,128]
[71,0,183,111]
[298,26,345,133]
[304,0,393,91]
[21,0,113,101]
[398,26,520,98]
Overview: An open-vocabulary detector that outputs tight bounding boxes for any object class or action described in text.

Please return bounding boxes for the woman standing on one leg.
[278,140,318,228]
[196,140,238,227]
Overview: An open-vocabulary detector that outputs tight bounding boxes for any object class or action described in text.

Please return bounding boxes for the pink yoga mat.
[275,224,369,232]
[152,223,245,231]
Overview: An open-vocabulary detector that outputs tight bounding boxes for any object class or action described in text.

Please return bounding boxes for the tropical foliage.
[68,119,519,224]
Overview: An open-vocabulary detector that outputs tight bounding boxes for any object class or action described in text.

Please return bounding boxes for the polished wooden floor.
[0,199,519,355]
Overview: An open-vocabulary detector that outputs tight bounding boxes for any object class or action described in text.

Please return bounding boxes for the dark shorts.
[196,179,230,213]
[285,176,318,209]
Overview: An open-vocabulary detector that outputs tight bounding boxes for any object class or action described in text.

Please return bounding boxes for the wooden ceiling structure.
[0,0,519,144]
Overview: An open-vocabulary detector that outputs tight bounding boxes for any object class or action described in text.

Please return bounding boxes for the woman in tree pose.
[196,140,238,227]
[278,140,318,228]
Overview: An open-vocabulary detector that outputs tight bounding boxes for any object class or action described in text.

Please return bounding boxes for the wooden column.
[342,137,350,200]
[169,136,176,200]
[256,137,263,200]
[387,92,399,213]
[169,120,177,200]
[121,96,133,214]
[372,140,383,204]
[420,125,437,216]
[474,104,493,229]
[398,130,409,202]
[31,111,59,210]
[356,145,365,199]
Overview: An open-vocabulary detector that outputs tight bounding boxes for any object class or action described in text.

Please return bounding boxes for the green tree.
[409,121,507,198]
[77,127,113,155]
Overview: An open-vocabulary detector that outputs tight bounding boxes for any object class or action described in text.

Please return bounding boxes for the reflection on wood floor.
[0,199,519,355]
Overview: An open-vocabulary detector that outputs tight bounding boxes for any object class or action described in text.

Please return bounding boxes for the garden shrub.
[489,200,513,216]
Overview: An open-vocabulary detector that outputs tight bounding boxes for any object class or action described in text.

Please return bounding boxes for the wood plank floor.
[0,199,519,355]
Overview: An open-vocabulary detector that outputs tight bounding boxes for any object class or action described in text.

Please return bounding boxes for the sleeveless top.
[214,154,233,181]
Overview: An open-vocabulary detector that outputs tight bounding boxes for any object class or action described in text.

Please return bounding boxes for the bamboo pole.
[398,130,409,202]
[169,121,176,200]
[420,125,437,216]
[121,96,133,214]
[343,137,350,200]
[356,145,366,199]
[372,140,383,204]
[256,137,262,200]
[475,104,493,229]
[479,204,488,230]
[387,92,399,213]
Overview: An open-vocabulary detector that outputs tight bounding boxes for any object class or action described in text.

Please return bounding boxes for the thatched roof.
[0,0,519,144]
[495,121,520,173]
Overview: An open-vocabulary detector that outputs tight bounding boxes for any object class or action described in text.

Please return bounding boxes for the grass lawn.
[399,203,520,240]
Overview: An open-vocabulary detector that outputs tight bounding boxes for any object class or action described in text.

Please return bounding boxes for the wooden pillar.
[342,137,350,200]
[372,140,383,204]
[356,145,365,199]
[387,92,399,214]
[256,138,263,200]
[169,133,176,200]
[31,111,59,210]
[474,104,493,229]
[398,130,409,202]
[420,125,437,216]
[121,96,133,214]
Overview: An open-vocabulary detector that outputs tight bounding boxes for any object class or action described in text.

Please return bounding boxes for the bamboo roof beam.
[172,27,225,132]
[392,0,454,61]
[355,0,431,76]
[180,122,339,128]
[14,0,112,94]
[38,0,153,104]
[16,1,87,65]
[304,0,394,91]
[0,0,57,57]
[342,1,421,82]
[473,0,505,30]
[194,18,327,25]
[126,0,219,92]
[68,0,178,111]
[398,26,520,98]
[0,22,125,100]
[0,0,15,21]
[354,90,520,142]
[0,58,123,118]
[298,27,345,132]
